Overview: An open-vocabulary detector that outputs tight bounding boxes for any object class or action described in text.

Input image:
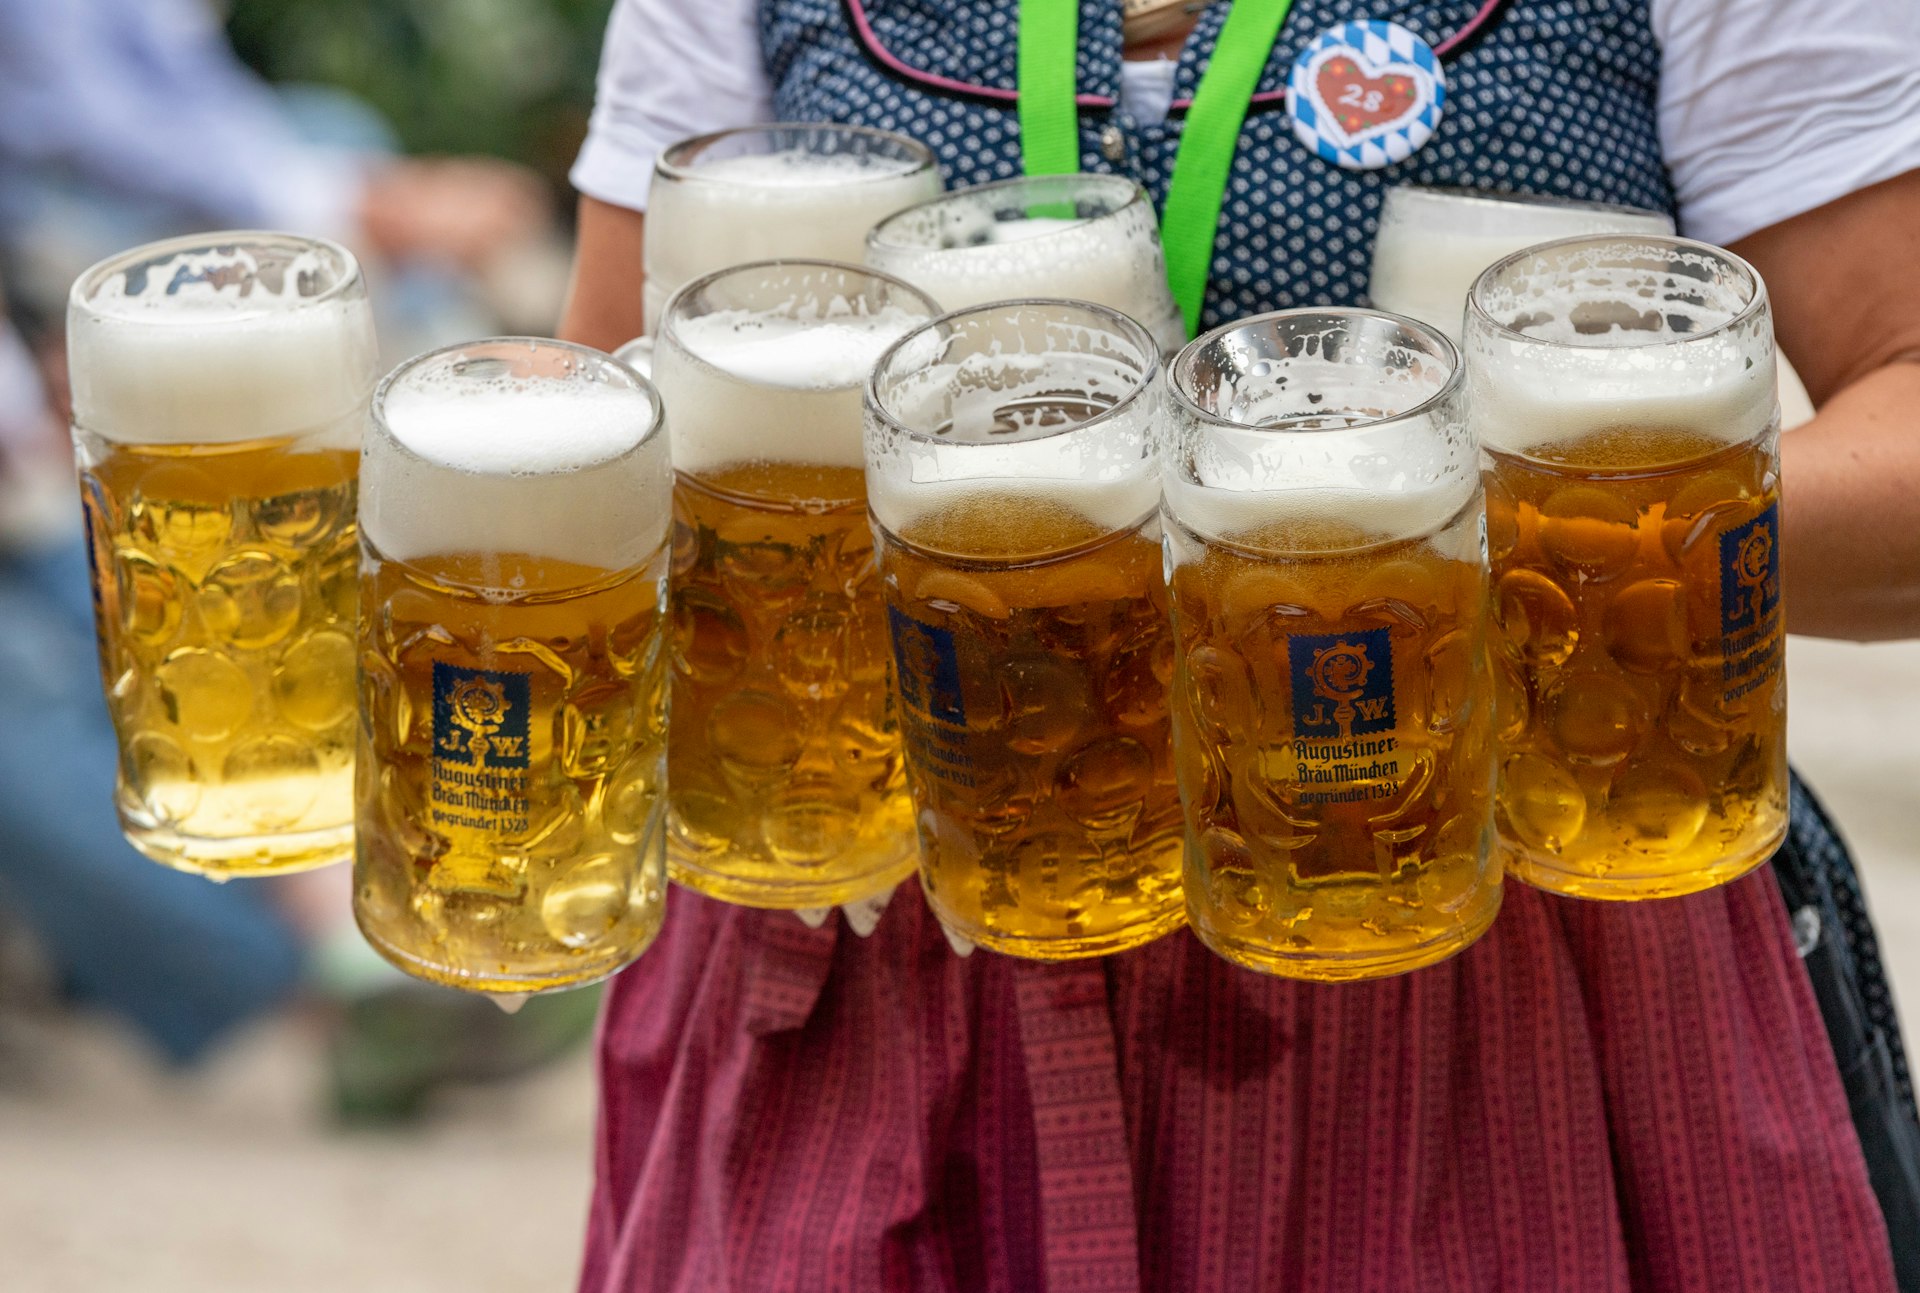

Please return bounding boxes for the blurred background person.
[0,0,595,1118]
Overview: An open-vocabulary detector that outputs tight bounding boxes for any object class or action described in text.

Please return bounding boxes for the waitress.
[559,1,1920,1288]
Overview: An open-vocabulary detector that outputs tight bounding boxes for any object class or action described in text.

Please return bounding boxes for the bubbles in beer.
[867,176,1186,352]
[881,492,1185,959]
[70,236,371,874]
[1169,503,1500,981]
[1368,187,1674,339]
[653,277,933,909]
[644,136,942,331]
[353,349,672,992]
[1485,427,1787,896]
[356,547,670,992]
[665,465,915,905]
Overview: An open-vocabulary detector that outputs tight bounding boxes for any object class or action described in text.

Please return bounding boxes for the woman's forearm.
[1781,357,1920,641]
[559,196,649,352]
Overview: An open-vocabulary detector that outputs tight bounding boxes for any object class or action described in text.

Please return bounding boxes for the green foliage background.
[224,0,615,189]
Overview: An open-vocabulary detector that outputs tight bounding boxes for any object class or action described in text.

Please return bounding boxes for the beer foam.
[1465,240,1776,455]
[1369,190,1672,338]
[671,306,927,391]
[654,304,930,472]
[380,378,650,475]
[643,150,941,332]
[685,150,923,188]
[1166,482,1470,550]
[868,196,1186,353]
[363,371,670,569]
[872,474,1161,542]
[69,295,375,447]
[1467,329,1775,457]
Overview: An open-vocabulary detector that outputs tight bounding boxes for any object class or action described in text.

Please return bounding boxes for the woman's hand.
[1733,169,1920,641]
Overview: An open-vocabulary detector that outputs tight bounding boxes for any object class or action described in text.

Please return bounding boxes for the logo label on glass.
[1718,502,1784,707]
[888,607,966,726]
[1720,502,1781,638]
[1290,627,1396,736]
[434,662,530,767]
[1285,627,1404,806]
[887,607,975,789]
[430,661,531,834]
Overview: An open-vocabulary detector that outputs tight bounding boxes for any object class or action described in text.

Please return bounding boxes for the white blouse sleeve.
[1654,0,1920,246]
[569,0,774,213]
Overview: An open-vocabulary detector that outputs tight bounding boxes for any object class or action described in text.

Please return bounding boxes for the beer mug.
[1466,236,1787,899]
[643,124,942,334]
[355,339,672,993]
[865,174,1187,354]
[867,300,1185,959]
[68,232,376,875]
[1368,186,1674,339]
[652,261,937,909]
[1165,309,1499,980]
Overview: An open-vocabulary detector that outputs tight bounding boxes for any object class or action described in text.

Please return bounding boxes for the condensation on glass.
[68,231,376,876]
[866,173,1187,354]
[356,338,672,993]
[642,123,942,334]
[1466,235,1787,900]
[1164,308,1499,980]
[651,259,937,910]
[867,298,1184,960]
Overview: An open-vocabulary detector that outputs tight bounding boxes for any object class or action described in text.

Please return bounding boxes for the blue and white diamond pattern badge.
[1288,20,1446,170]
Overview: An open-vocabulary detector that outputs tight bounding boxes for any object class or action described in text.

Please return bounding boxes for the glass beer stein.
[1466,235,1788,899]
[651,261,937,909]
[355,339,672,993]
[1368,186,1674,340]
[68,232,376,875]
[643,124,942,334]
[867,299,1185,959]
[1165,309,1499,980]
[865,174,1188,354]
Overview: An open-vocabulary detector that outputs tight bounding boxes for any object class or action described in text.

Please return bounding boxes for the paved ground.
[2,635,1917,1292]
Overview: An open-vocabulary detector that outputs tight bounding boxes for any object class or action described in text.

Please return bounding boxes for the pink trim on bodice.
[841,0,1510,113]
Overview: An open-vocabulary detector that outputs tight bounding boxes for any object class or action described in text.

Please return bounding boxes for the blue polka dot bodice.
[762,0,1672,330]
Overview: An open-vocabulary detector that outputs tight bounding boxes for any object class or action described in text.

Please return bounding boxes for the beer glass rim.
[1382,185,1673,224]
[1465,233,1768,352]
[865,173,1150,254]
[1168,306,1462,434]
[656,122,938,185]
[866,297,1161,447]
[657,257,941,390]
[370,335,665,470]
[69,229,364,322]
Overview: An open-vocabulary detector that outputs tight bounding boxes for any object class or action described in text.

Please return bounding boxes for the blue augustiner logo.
[1719,502,1781,639]
[887,607,966,726]
[432,661,530,768]
[1289,626,1396,737]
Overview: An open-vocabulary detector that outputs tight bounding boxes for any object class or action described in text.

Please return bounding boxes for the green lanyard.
[1017,0,1298,337]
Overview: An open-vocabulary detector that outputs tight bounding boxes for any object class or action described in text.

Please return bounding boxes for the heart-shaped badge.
[1288,20,1446,170]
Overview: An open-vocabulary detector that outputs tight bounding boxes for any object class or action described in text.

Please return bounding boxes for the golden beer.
[1168,511,1498,979]
[1487,428,1786,897]
[1466,235,1787,899]
[356,549,668,992]
[667,461,911,905]
[866,299,1183,957]
[878,493,1184,958]
[353,339,672,993]
[68,233,375,875]
[1163,308,1499,980]
[651,261,936,909]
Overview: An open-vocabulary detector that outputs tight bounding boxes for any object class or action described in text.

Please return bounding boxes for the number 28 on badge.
[1288,19,1446,171]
